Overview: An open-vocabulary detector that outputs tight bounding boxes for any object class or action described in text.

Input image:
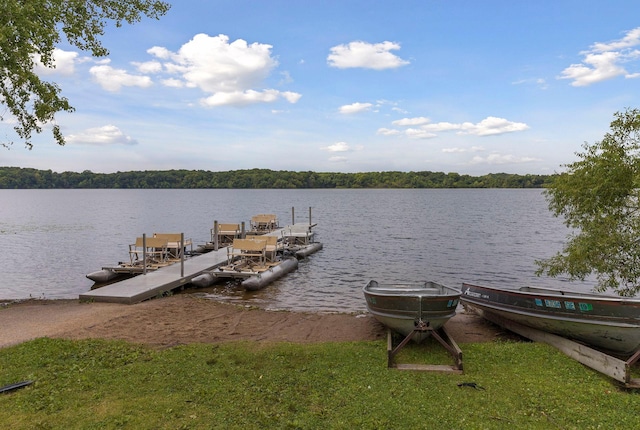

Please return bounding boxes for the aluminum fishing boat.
[460,283,640,356]
[363,280,461,343]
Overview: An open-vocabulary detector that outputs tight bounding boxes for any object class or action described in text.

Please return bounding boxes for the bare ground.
[0,295,511,349]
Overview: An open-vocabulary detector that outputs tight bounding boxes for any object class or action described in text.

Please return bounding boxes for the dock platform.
[79,246,230,304]
[79,223,317,304]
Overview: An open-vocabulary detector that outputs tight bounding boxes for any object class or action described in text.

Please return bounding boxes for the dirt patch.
[0,295,512,349]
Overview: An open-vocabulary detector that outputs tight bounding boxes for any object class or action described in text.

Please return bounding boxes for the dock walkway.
[79,246,229,304]
[79,223,315,304]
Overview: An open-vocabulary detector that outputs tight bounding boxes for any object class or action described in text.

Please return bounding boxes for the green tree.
[1,0,170,149]
[536,108,640,296]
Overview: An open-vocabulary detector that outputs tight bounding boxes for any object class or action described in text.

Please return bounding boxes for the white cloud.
[384,116,528,138]
[161,78,184,88]
[592,27,640,52]
[469,153,539,165]
[147,46,172,59]
[442,146,485,153]
[559,52,626,86]
[89,61,153,92]
[457,116,529,136]
[279,71,293,85]
[201,89,279,107]
[200,89,301,107]
[391,106,409,114]
[157,34,276,92]
[406,128,437,139]
[422,122,462,132]
[392,117,430,126]
[339,102,373,114]
[559,27,640,86]
[148,33,300,106]
[33,48,79,76]
[327,41,410,70]
[281,91,302,103]
[323,142,351,152]
[133,61,163,74]
[377,128,401,136]
[66,125,138,146]
[321,141,363,163]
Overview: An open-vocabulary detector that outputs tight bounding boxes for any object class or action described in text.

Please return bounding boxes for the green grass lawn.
[1,337,638,429]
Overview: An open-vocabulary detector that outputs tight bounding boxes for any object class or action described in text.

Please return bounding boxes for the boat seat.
[153,233,192,259]
[129,236,169,266]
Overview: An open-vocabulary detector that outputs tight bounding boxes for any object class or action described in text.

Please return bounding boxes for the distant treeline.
[0,167,554,189]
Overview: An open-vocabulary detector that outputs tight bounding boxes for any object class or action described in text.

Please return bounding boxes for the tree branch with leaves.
[536,108,640,296]
[0,0,170,149]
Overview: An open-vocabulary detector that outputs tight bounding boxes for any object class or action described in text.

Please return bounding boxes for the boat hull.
[460,283,640,356]
[363,280,461,343]
[190,272,217,288]
[242,257,299,291]
[86,269,119,283]
[294,242,323,258]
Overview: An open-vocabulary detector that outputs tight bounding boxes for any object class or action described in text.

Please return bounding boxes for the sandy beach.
[0,295,511,349]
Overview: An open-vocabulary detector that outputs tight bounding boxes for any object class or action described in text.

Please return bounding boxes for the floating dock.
[79,222,318,304]
[79,245,229,304]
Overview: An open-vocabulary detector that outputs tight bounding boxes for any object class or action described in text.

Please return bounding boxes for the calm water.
[0,189,595,312]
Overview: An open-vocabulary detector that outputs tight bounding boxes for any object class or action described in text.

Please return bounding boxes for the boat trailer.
[480,311,640,388]
[387,319,463,373]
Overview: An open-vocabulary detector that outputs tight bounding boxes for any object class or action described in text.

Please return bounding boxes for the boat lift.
[387,319,463,373]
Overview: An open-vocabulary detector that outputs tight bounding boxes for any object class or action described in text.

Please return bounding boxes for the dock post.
[213,221,219,251]
[309,207,312,226]
[291,207,295,224]
[180,233,185,277]
[142,233,147,275]
[241,221,246,238]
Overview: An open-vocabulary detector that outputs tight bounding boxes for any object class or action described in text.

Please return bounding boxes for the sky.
[3,0,640,175]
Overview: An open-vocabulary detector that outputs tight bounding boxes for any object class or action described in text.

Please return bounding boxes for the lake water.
[0,189,595,312]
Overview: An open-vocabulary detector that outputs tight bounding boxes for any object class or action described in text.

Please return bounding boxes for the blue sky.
[3,0,640,175]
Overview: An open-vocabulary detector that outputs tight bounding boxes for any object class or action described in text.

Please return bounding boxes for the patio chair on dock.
[152,233,192,260]
[261,235,280,262]
[227,238,267,269]
[213,223,242,247]
[129,236,169,266]
[250,214,278,233]
[282,224,315,246]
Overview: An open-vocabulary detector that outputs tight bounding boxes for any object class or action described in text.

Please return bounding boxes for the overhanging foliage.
[537,108,640,296]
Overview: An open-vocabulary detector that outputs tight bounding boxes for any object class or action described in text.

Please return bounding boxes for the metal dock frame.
[387,323,463,373]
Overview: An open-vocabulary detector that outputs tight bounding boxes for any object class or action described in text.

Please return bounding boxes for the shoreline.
[0,295,513,349]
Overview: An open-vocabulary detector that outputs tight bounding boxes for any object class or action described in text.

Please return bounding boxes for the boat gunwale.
[461,282,640,306]
[364,281,461,299]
